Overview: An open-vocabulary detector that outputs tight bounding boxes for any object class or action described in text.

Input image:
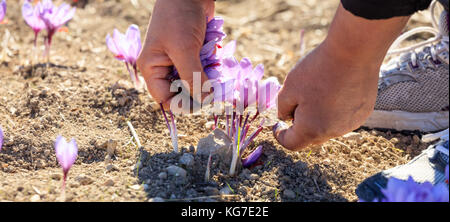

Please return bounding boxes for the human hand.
[137,0,215,110]
[273,3,409,151]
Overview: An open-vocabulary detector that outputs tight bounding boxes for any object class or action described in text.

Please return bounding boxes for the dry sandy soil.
[0,0,441,202]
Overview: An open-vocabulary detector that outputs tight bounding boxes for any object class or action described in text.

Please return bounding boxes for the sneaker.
[363,2,449,133]
[356,129,449,202]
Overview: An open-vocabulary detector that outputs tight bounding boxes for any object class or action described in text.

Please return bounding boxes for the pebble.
[283,189,296,199]
[106,164,119,172]
[342,132,362,143]
[148,197,165,202]
[43,150,51,157]
[166,165,187,180]
[143,184,150,191]
[75,174,94,185]
[158,172,168,180]
[30,194,40,202]
[204,187,220,196]
[179,153,195,167]
[50,173,62,180]
[220,186,233,195]
[130,184,141,190]
[104,179,115,187]
[249,173,259,180]
[323,159,331,166]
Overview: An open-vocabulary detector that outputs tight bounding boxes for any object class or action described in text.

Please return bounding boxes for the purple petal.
[0,126,4,151]
[55,135,78,174]
[219,40,236,59]
[125,24,141,61]
[1,0,7,22]
[242,145,263,168]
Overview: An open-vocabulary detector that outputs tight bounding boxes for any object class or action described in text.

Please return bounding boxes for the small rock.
[179,153,195,167]
[75,174,94,185]
[323,159,331,166]
[130,184,141,190]
[148,197,165,202]
[196,128,231,156]
[143,184,150,191]
[158,172,168,180]
[106,164,119,172]
[342,132,363,143]
[104,179,115,186]
[220,186,233,195]
[43,150,51,157]
[204,187,220,196]
[50,173,62,180]
[189,145,196,153]
[249,173,259,180]
[170,194,177,199]
[283,189,296,199]
[166,165,187,179]
[30,194,40,202]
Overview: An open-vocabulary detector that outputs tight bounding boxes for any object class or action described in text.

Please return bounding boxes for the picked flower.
[38,0,76,60]
[106,24,144,89]
[22,0,47,46]
[0,125,4,151]
[378,176,449,202]
[0,0,6,23]
[55,135,78,192]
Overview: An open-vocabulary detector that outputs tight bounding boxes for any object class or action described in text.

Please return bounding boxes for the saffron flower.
[242,145,263,168]
[377,176,449,202]
[55,135,78,192]
[168,17,226,81]
[38,0,76,60]
[106,24,144,89]
[0,0,6,23]
[22,0,47,46]
[0,126,4,152]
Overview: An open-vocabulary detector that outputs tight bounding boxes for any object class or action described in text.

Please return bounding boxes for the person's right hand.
[137,0,215,110]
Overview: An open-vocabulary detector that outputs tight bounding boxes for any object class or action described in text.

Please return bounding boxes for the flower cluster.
[106,24,144,89]
[22,0,75,59]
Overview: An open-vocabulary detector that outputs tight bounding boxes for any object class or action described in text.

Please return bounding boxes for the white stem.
[126,121,142,148]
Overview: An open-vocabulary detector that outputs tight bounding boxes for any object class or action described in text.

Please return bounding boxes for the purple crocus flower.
[0,0,6,23]
[242,145,263,168]
[55,135,78,190]
[38,0,75,58]
[169,17,226,81]
[379,176,449,202]
[106,24,144,89]
[0,126,4,152]
[22,0,47,46]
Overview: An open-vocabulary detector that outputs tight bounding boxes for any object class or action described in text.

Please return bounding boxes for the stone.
[220,186,233,195]
[50,173,62,180]
[283,189,296,199]
[166,165,187,179]
[75,174,94,185]
[104,179,115,186]
[196,128,231,156]
[158,172,168,180]
[148,197,165,202]
[249,173,259,180]
[204,187,220,196]
[106,164,119,172]
[106,139,117,156]
[342,132,363,143]
[179,153,195,167]
[30,194,40,202]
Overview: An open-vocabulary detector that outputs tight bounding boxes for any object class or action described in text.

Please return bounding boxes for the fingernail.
[272,121,288,135]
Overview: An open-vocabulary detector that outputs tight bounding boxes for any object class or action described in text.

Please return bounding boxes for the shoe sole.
[363,110,449,133]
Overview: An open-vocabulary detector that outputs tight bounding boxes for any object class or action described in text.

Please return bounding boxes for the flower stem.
[169,110,178,153]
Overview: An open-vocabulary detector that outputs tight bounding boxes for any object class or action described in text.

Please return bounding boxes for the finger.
[277,84,298,121]
[169,46,211,105]
[273,106,311,151]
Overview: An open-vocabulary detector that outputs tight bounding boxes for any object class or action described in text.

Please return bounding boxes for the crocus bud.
[55,135,78,177]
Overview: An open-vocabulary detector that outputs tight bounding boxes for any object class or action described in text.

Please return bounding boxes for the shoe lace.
[380,1,449,81]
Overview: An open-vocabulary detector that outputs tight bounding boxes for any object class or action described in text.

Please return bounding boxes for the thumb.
[273,106,311,151]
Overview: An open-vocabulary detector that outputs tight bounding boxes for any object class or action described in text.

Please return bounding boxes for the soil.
[0,0,440,202]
